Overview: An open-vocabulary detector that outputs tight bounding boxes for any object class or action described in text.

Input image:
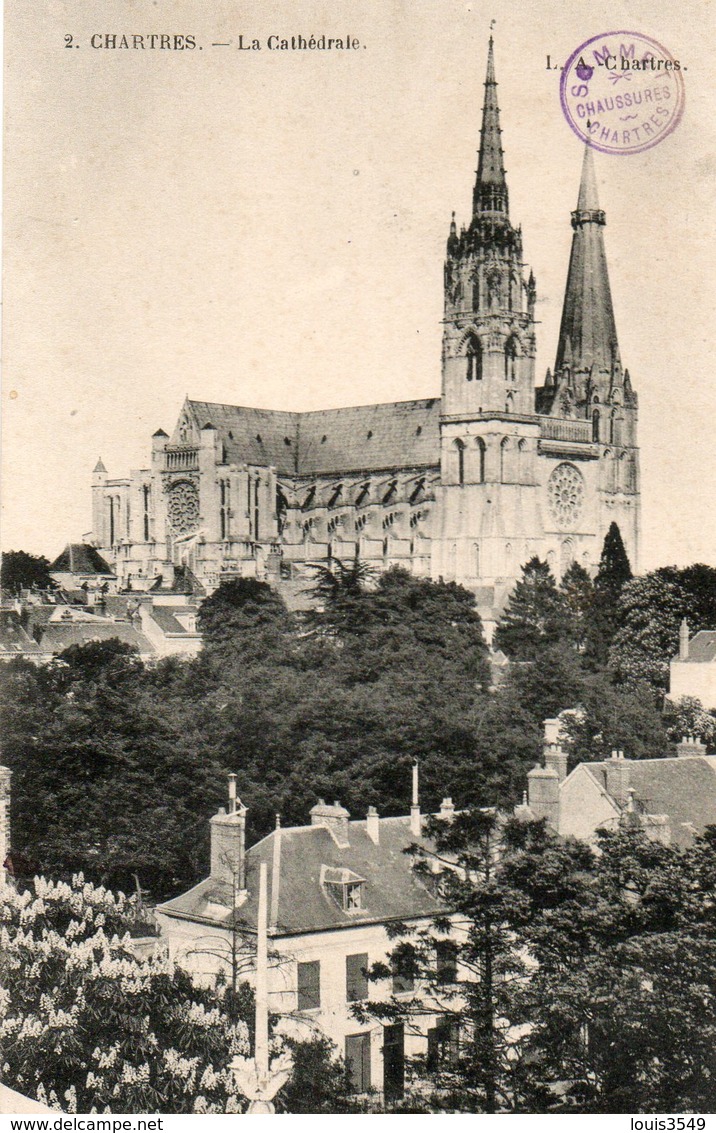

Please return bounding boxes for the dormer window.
[321,866,366,913]
[345,882,362,911]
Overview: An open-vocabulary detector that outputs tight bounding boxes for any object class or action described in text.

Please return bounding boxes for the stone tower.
[441,37,537,420]
[538,144,640,570]
[433,38,540,588]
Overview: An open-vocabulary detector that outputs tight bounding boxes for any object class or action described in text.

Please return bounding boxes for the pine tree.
[584,523,632,669]
[559,561,594,652]
[493,557,570,662]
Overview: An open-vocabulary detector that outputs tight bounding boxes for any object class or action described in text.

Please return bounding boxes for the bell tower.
[441,38,536,419]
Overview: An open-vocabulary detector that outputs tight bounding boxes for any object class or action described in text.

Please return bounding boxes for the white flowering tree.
[0,875,251,1113]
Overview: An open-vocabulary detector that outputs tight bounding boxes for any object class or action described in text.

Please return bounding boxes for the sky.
[3,0,715,571]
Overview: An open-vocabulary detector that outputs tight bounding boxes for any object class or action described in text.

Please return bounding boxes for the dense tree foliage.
[583,522,632,669]
[0,874,251,1113]
[359,814,716,1113]
[1,550,55,594]
[610,564,716,692]
[493,558,569,662]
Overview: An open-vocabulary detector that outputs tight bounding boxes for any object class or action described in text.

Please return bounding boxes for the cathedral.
[90,40,640,618]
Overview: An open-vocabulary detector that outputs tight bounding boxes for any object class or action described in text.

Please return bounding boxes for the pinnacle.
[474,37,509,216]
[577,143,600,212]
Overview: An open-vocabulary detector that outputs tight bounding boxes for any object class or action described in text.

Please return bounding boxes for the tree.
[559,561,594,652]
[197,578,294,668]
[359,815,716,1113]
[610,565,716,693]
[583,523,632,669]
[1,550,55,594]
[0,874,251,1113]
[493,558,570,662]
[276,1037,359,1114]
[662,696,716,748]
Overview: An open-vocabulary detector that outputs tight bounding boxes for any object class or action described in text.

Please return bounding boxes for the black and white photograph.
[1,0,715,1119]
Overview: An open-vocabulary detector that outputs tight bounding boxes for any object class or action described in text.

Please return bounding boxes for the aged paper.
[3,0,715,567]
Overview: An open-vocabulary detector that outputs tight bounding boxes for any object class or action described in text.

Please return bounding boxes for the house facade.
[156,782,463,1101]
[668,619,716,711]
[89,39,640,616]
[522,721,716,848]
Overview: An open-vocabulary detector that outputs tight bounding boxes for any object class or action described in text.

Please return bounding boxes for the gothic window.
[610,410,617,444]
[253,477,261,542]
[477,438,486,483]
[500,437,510,483]
[592,409,600,443]
[466,334,482,382]
[472,275,480,310]
[473,543,480,578]
[219,479,229,540]
[109,497,115,546]
[505,391,514,414]
[517,438,527,482]
[455,439,466,485]
[547,463,585,530]
[504,335,518,382]
[168,479,200,536]
[560,538,575,577]
[143,485,151,542]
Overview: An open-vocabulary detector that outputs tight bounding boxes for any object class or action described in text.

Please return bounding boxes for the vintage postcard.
[2,0,715,1119]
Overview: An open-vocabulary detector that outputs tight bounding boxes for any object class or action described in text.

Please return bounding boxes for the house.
[156,777,463,1101]
[0,612,50,664]
[522,720,716,848]
[668,618,716,710]
[49,542,116,599]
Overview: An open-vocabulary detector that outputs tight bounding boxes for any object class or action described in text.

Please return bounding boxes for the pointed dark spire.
[555,145,620,375]
[473,37,509,218]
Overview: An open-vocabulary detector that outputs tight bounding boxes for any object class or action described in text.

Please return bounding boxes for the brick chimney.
[679,618,690,660]
[210,774,247,890]
[676,735,706,758]
[527,765,560,830]
[310,799,350,848]
[366,805,380,845]
[439,797,456,822]
[605,751,630,806]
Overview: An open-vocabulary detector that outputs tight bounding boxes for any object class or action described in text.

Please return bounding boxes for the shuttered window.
[346,952,369,1002]
[297,960,320,1011]
[345,1032,371,1094]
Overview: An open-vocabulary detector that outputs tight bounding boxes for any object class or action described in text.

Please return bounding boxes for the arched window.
[517,438,527,482]
[143,485,151,542]
[592,409,600,443]
[473,543,480,578]
[109,497,115,546]
[504,335,518,382]
[476,438,486,484]
[455,439,466,485]
[500,437,510,483]
[466,334,482,382]
[610,409,617,444]
[560,539,574,577]
[505,391,515,414]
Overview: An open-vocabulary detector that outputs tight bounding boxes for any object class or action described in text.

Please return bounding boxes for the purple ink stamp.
[560,31,685,155]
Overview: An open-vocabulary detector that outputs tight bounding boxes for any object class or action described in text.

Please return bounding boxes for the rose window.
[167,479,200,535]
[547,463,584,529]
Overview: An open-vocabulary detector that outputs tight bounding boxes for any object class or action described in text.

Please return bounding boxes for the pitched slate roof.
[50,544,114,576]
[673,630,716,664]
[582,756,716,847]
[39,621,154,656]
[0,618,48,658]
[146,606,198,636]
[186,398,441,477]
[158,815,444,937]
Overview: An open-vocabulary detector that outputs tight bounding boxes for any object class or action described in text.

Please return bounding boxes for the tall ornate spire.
[555,145,620,374]
[473,37,509,217]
